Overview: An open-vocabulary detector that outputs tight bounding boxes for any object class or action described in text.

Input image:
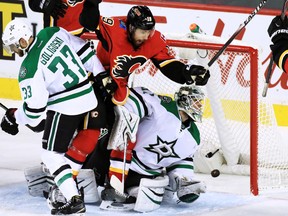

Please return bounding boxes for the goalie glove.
[183,64,210,85]
[42,0,68,20]
[268,15,288,44]
[1,108,19,135]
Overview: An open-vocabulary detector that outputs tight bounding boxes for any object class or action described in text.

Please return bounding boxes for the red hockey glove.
[1,108,19,135]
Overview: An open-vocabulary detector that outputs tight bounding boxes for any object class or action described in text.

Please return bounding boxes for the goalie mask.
[175,86,205,123]
[2,19,32,55]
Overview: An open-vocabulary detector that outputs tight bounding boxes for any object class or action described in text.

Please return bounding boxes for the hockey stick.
[0,102,38,132]
[262,0,288,97]
[110,141,127,194]
[207,0,268,67]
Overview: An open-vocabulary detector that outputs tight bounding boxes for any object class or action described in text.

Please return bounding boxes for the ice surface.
[0,99,287,216]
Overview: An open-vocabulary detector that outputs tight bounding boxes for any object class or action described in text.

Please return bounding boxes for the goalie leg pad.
[24,164,54,197]
[128,175,169,213]
[77,169,100,203]
[108,105,140,151]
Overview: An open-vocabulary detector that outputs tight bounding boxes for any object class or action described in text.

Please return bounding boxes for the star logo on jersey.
[19,66,27,78]
[112,55,147,78]
[144,136,179,163]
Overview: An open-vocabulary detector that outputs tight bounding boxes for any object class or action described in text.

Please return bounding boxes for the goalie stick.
[262,0,288,97]
[207,0,268,68]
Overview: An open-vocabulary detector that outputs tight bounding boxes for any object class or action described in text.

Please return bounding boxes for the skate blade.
[100,200,135,211]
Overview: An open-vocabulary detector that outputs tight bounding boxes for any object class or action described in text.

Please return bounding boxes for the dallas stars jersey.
[127,87,200,176]
[14,27,104,126]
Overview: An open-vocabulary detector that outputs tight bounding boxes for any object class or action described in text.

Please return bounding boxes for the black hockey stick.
[207,0,268,68]
[0,102,37,132]
[262,0,288,97]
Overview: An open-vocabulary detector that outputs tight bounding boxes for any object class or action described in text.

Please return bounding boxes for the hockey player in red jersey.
[80,3,210,105]
[79,2,211,204]
[268,15,288,73]
[29,0,85,36]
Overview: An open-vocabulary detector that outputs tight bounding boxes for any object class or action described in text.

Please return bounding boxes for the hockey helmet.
[126,5,155,30]
[2,18,32,54]
[175,85,205,123]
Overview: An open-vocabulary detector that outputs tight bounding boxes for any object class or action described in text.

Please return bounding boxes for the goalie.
[100,86,207,212]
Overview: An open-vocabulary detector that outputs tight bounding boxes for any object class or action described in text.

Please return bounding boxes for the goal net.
[81,32,287,195]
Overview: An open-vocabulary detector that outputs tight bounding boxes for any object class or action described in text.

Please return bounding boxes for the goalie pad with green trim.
[128,175,169,212]
[108,105,140,151]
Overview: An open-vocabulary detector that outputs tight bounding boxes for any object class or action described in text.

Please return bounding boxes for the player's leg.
[41,110,86,214]
[65,88,107,178]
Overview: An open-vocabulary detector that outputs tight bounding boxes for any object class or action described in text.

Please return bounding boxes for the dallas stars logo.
[144,136,180,163]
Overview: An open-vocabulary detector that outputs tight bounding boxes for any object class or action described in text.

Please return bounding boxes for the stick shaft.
[262,0,288,97]
[208,0,268,67]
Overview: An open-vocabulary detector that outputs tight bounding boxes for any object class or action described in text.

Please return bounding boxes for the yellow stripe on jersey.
[278,49,288,71]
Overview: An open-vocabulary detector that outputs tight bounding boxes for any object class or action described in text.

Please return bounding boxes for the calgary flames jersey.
[96,16,175,105]
[56,0,84,35]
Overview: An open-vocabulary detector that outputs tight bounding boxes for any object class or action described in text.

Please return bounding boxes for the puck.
[211,169,220,177]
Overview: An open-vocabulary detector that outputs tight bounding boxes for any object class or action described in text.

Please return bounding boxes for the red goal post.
[81,32,287,195]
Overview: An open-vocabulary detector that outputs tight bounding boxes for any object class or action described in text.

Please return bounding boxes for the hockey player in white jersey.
[101,85,206,212]
[1,18,105,215]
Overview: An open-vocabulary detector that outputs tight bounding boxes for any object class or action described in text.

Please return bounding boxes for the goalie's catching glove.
[42,0,68,20]
[183,65,210,85]
[268,15,288,44]
[1,108,19,135]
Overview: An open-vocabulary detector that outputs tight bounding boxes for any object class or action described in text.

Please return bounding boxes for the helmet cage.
[175,86,205,123]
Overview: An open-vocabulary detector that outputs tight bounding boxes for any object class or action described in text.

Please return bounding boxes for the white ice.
[0,99,287,216]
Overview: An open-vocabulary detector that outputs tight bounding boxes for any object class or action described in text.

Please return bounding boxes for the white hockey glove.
[108,105,140,151]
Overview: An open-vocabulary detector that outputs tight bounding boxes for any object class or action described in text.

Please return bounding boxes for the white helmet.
[175,85,205,123]
[2,18,32,54]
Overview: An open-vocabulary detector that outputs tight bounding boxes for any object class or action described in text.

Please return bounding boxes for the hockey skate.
[45,185,67,210]
[100,186,136,211]
[51,195,85,215]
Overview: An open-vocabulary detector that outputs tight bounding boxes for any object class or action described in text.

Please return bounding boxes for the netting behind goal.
[81,32,288,195]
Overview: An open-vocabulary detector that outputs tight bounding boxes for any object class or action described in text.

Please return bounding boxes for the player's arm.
[153,56,210,86]
[151,35,210,86]
[268,15,288,73]
[79,0,102,31]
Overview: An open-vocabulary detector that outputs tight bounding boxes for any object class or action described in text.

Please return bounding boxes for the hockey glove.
[42,0,68,20]
[94,71,118,96]
[268,15,288,44]
[1,108,19,135]
[184,64,210,85]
